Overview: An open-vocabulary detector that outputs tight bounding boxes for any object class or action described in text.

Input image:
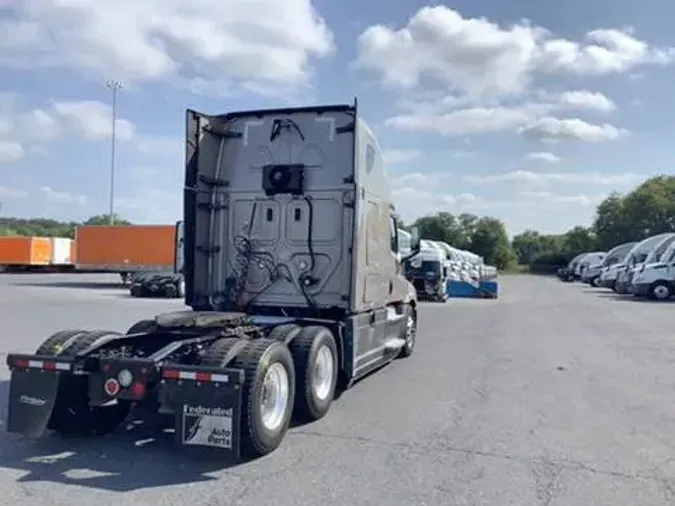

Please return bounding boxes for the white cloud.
[517,190,606,207]
[0,185,27,199]
[0,98,135,155]
[523,152,561,163]
[50,101,134,141]
[385,106,535,136]
[556,90,615,112]
[0,0,334,93]
[465,170,642,186]
[518,117,627,142]
[0,141,25,164]
[383,149,422,164]
[384,91,624,139]
[388,171,487,221]
[135,137,182,156]
[355,6,674,98]
[40,186,87,205]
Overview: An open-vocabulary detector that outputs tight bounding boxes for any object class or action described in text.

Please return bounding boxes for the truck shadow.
[596,293,673,303]
[10,281,126,290]
[581,288,608,294]
[0,381,245,491]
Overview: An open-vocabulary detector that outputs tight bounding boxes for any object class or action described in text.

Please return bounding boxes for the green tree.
[562,226,596,253]
[84,213,132,226]
[470,217,515,269]
[512,229,543,264]
[593,192,633,250]
[0,214,133,238]
[413,212,466,247]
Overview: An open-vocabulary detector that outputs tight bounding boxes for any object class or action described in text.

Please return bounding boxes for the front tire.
[649,281,672,300]
[398,305,417,358]
[288,326,338,423]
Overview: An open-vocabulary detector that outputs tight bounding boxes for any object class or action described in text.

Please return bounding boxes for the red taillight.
[162,369,180,380]
[104,378,120,396]
[43,361,56,371]
[131,382,146,397]
[13,359,29,369]
[195,371,211,382]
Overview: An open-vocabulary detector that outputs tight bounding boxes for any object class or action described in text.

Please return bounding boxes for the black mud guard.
[5,354,74,437]
[158,365,244,458]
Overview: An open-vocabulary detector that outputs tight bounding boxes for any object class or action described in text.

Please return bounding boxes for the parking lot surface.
[1,273,675,505]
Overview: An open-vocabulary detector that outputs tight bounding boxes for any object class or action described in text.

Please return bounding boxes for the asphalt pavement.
[1,273,675,505]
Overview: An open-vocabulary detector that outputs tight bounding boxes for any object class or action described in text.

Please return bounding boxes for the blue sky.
[0,0,672,235]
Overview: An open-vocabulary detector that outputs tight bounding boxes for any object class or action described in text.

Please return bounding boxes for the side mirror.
[401,226,421,264]
[409,226,421,252]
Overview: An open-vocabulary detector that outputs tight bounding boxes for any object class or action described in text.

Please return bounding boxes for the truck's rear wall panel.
[185,108,355,310]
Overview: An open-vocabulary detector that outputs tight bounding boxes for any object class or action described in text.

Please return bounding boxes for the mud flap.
[7,370,60,437]
[160,367,244,458]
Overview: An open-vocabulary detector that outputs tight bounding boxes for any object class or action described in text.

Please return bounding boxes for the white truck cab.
[596,241,637,289]
[630,237,675,299]
[615,233,675,294]
[575,252,605,280]
[405,240,449,301]
[579,252,607,285]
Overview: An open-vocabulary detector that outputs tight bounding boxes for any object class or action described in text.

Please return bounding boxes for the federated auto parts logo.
[19,395,46,406]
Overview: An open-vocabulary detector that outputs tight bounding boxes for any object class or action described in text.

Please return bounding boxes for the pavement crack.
[292,430,672,486]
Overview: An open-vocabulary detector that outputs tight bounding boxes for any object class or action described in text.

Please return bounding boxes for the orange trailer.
[75,225,179,280]
[0,236,52,267]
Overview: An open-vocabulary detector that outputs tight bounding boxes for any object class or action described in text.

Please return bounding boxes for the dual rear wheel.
[201,324,339,458]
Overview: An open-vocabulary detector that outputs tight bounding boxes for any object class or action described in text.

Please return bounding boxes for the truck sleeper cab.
[5,101,422,460]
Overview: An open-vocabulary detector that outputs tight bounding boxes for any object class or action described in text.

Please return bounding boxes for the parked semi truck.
[75,223,182,283]
[5,101,422,459]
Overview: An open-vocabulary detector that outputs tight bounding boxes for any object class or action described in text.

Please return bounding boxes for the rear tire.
[163,283,178,298]
[130,285,143,297]
[126,319,156,335]
[41,330,132,437]
[267,323,302,343]
[228,339,295,458]
[590,276,600,287]
[288,326,338,423]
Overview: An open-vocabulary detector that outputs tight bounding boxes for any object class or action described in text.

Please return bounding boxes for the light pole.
[105,79,123,225]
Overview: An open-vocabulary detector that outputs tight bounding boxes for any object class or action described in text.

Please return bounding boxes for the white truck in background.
[594,241,637,290]
[630,238,675,299]
[615,233,675,294]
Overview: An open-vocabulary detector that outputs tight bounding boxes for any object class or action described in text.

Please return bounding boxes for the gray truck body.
[5,101,421,460]
[185,105,414,314]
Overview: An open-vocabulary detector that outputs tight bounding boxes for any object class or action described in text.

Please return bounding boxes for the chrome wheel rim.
[406,314,416,349]
[654,285,670,299]
[313,345,334,401]
[260,362,290,431]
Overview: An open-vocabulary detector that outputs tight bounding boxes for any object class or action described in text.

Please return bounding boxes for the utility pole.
[105,79,123,225]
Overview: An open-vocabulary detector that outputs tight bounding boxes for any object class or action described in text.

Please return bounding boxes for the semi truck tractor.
[5,101,421,459]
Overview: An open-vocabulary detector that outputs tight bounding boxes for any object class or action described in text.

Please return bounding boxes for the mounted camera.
[262,163,305,196]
